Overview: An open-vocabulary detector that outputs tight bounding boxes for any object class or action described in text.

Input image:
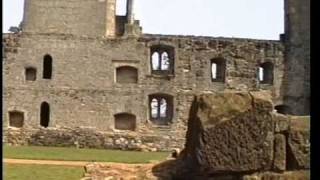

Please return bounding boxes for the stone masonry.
[81,91,310,180]
[3,0,309,151]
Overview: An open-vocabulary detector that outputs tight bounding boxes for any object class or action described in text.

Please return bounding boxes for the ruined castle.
[3,0,310,151]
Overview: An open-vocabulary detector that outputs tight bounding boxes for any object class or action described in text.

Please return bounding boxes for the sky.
[3,0,284,40]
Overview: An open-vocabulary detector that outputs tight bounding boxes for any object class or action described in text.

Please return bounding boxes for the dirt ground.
[4,158,171,180]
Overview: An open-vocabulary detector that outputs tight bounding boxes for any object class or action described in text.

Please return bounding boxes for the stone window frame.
[25,66,37,81]
[148,93,174,125]
[150,44,175,76]
[8,110,25,128]
[210,58,226,82]
[258,61,274,85]
[112,60,140,84]
[114,112,137,131]
[115,66,138,84]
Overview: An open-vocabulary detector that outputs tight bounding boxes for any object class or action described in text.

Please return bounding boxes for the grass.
[4,163,84,180]
[4,145,169,163]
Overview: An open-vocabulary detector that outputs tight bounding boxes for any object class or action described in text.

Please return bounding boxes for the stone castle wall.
[3,32,284,150]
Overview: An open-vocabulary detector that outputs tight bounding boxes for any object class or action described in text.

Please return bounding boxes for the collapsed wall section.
[3,127,184,152]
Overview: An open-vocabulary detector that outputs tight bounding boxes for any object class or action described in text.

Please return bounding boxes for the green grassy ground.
[4,164,84,180]
[4,145,169,163]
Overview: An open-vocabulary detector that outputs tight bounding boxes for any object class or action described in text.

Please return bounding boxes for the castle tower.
[126,0,135,24]
[123,0,142,37]
[21,0,140,38]
[105,0,117,37]
[283,0,310,115]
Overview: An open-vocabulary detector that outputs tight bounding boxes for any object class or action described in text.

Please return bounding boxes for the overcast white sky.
[3,0,284,40]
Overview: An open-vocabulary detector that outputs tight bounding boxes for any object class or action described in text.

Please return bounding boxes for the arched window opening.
[9,111,24,128]
[161,52,170,70]
[40,102,50,128]
[259,62,273,84]
[149,94,173,125]
[151,98,159,118]
[151,52,160,70]
[25,67,37,81]
[211,63,217,79]
[258,67,264,82]
[114,113,136,131]
[160,98,167,118]
[275,105,291,115]
[43,55,52,79]
[150,45,174,75]
[116,66,138,84]
[211,58,226,82]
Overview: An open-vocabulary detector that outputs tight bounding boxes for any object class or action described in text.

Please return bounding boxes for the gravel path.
[4,158,151,167]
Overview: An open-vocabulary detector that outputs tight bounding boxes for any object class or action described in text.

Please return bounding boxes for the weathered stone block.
[273,134,286,171]
[249,91,273,112]
[273,113,290,133]
[196,92,253,126]
[287,116,310,169]
[184,91,274,174]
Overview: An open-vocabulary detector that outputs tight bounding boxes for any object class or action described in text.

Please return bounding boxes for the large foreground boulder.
[182,91,310,177]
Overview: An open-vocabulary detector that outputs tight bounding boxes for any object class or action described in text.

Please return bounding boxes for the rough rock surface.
[273,134,286,171]
[243,171,310,180]
[81,161,182,180]
[287,116,310,169]
[81,162,154,180]
[184,91,275,174]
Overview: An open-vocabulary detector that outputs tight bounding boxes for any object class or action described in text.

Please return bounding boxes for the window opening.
[149,94,173,125]
[40,102,50,128]
[43,55,52,79]
[211,58,226,82]
[25,67,37,81]
[259,62,273,84]
[151,52,160,70]
[9,111,24,128]
[150,45,174,75]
